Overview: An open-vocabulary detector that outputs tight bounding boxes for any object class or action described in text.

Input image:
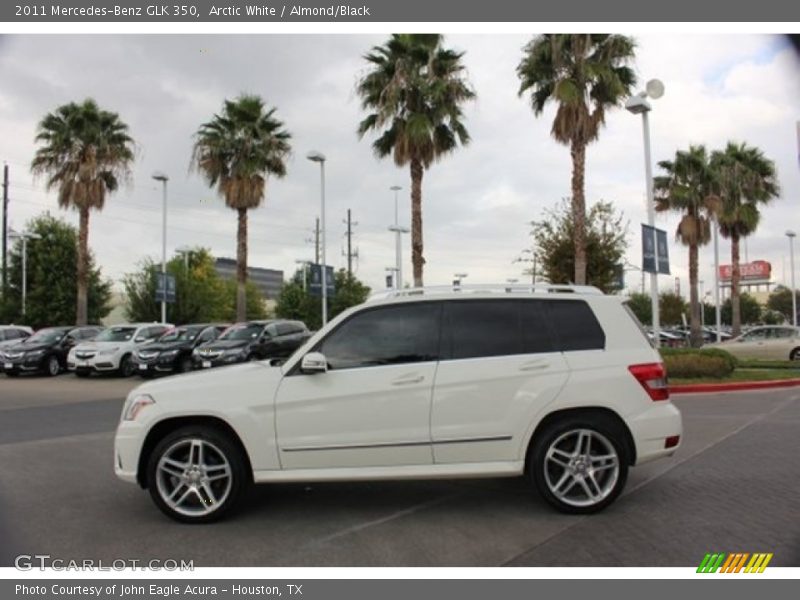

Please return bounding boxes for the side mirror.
[301,352,328,374]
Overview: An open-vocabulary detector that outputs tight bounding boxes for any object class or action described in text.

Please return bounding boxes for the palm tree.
[654,145,720,347]
[192,95,291,321]
[517,34,636,285]
[31,99,135,325]
[711,142,779,337]
[357,34,475,287]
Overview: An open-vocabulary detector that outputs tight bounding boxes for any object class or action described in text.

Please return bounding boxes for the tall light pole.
[699,280,705,329]
[788,230,797,327]
[152,172,169,324]
[176,245,192,273]
[713,218,722,342]
[9,229,40,317]
[307,151,328,326]
[626,78,665,347]
[294,259,311,292]
[388,185,409,290]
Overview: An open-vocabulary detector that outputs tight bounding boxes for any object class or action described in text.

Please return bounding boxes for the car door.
[275,301,442,470]
[733,328,767,359]
[430,299,570,465]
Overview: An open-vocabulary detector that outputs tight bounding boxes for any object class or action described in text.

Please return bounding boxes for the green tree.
[0,213,112,328]
[517,34,636,285]
[659,291,688,326]
[276,268,371,330]
[711,142,779,336]
[123,248,266,323]
[192,95,291,321]
[530,199,628,293]
[721,292,762,326]
[357,34,475,286]
[30,98,134,325]
[654,145,720,347]
[626,292,652,326]
[766,286,798,323]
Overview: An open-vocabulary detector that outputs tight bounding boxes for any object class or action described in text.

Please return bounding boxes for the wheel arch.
[136,416,253,488]
[523,406,637,473]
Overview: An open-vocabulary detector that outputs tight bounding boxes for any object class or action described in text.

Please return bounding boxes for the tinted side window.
[318,303,441,370]
[445,300,523,360]
[275,323,293,336]
[520,300,556,354]
[546,300,605,351]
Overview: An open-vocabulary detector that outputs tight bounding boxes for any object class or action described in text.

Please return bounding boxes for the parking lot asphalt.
[0,372,798,567]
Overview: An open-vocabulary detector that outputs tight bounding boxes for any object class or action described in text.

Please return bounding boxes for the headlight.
[122,394,155,421]
[192,348,200,356]
[98,346,120,356]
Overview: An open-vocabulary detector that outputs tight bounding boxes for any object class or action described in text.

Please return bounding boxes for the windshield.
[94,327,137,342]
[26,328,67,344]
[158,327,200,342]
[219,324,263,341]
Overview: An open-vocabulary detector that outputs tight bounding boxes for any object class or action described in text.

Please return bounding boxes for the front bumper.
[114,420,147,485]
[192,353,247,369]
[628,401,683,465]
[68,353,121,373]
[134,355,181,376]
[2,355,46,373]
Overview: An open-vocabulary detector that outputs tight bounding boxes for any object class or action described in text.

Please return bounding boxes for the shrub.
[659,348,738,379]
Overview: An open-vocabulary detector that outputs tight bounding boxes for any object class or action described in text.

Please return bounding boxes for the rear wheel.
[45,355,60,377]
[146,426,249,523]
[790,348,800,361]
[530,415,629,514]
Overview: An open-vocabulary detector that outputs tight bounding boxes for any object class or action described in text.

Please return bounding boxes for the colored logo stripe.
[697,552,773,573]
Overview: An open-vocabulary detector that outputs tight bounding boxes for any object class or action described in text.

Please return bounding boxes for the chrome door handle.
[392,375,425,385]
[520,361,549,372]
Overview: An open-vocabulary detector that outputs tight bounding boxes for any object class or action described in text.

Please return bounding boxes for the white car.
[69,323,173,377]
[0,325,33,348]
[114,285,682,523]
[709,325,800,361]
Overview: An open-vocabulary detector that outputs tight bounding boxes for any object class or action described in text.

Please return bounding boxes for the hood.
[74,340,134,351]
[197,339,251,351]
[138,340,193,353]
[3,341,55,353]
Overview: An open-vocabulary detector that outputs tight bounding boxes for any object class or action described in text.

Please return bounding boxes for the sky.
[0,33,798,298]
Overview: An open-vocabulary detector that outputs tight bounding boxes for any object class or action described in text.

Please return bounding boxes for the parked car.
[191,320,311,370]
[134,324,229,378]
[0,325,33,348]
[708,325,800,361]
[115,284,682,523]
[1,325,103,377]
[68,323,173,377]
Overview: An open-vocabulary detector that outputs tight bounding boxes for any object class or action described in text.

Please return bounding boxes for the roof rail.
[367,283,604,302]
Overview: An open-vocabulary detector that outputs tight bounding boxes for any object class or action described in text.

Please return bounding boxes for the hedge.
[659,348,738,379]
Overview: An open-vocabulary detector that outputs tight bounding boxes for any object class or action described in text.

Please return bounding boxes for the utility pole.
[2,164,8,299]
[342,209,358,277]
[306,218,321,264]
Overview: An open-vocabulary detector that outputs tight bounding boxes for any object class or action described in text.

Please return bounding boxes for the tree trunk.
[688,243,702,347]
[236,207,248,322]
[410,158,425,288]
[570,140,588,285]
[76,207,89,325]
[731,232,741,337]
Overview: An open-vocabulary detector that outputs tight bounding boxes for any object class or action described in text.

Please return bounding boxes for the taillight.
[628,362,669,401]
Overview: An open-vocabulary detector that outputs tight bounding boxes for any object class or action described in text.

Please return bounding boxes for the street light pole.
[307,151,328,326]
[626,79,665,348]
[152,172,169,324]
[9,230,40,317]
[713,218,722,342]
[788,230,797,327]
[388,185,409,290]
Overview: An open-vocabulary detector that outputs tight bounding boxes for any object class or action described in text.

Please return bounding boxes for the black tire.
[790,348,800,362]
[529,414,629,515]
[145,425,249,524]
[45,355,60,377]
[178,356,193,373]
[118,354,135,377]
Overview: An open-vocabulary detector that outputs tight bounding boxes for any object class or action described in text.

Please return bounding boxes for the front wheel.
[118,354,135,377]
[45,355,60,377]
[790,348,800,361]
[530,416,629,514]
[146,426,249,523]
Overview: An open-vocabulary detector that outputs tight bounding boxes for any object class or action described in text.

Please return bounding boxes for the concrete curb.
[670,378,800,394]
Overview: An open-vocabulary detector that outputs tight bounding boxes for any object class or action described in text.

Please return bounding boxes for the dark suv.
[192,320,311,369]
[134,323,228,378]
[1,325,103,377]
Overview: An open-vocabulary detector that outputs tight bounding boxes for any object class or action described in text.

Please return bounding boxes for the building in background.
[214,257,283,304]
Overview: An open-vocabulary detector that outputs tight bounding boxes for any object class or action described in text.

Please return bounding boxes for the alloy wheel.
[543,428,620,509]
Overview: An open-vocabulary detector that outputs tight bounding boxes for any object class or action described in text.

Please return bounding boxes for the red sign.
[718,260,771,282]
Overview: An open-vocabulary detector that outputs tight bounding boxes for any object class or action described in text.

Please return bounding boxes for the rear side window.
[444,300,555,360]
[546,300,605,351]
[275,323,294,336]
[318,302,441,370]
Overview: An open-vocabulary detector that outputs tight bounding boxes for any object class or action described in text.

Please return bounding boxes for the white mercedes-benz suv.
[114,285,681,523]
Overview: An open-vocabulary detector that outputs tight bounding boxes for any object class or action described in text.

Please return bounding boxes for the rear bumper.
[627,401,683,465]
